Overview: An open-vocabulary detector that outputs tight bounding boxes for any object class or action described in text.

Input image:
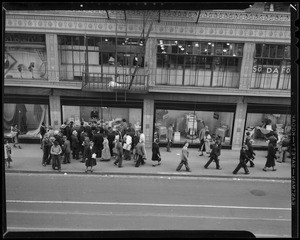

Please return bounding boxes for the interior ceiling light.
[227,43,230,45]
[195,43,199,47]
[208,42,211,45]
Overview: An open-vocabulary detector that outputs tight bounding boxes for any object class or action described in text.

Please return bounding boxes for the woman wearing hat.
[84,141,97,173]
[151,138,161,167]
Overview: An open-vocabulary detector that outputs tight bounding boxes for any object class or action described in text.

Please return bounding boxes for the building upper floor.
[4,4,292,98]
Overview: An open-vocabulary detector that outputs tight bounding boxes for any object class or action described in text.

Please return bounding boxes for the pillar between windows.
[239,42,255,90]
[232,98,247,150]
[49,95,61,130]
[46,34,59,82]
[143,98,154,148]
[145,37,157,87]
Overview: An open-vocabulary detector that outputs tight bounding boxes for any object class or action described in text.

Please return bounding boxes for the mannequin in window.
[28,62,35,78]
[108,56,115,65]
[133,55,138,66]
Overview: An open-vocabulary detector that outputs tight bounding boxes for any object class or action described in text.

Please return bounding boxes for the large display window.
[3,103,49,139]
[250,44,291,90]
[4,33,47,80]
[245,106,291,147]
[58,35,145,81]
[155,108,234,146]
[156,39,243,88]
[62,105,142,132]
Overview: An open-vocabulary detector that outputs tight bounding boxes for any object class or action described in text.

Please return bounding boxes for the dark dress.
[85,146,97,167]
[265,143,276,168]
[151,141,161,161]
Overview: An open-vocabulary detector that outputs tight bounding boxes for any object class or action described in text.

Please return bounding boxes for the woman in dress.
[85,141,97,173]
[100,135,111,161]
[151,138,161,167]
[263,141,277,171]
[203,131,212,155]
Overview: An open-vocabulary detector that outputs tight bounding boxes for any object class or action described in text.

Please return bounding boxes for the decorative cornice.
[5,10,290,43]
[7,10,290,25]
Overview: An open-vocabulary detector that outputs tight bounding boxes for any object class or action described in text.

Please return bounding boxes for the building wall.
[4,9,291,148]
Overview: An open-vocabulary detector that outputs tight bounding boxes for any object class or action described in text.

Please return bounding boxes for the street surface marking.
[7,200,291,211]
[6,210,291,222]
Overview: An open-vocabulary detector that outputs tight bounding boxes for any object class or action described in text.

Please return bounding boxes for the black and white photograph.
[2,2,298,238]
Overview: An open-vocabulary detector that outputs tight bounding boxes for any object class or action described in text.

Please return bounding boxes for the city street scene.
[3,2,297,239]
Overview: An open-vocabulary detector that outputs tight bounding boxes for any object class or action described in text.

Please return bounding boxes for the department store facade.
[3,8,291,150]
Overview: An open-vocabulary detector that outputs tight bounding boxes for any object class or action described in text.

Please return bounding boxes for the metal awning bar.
[105,10,110,19]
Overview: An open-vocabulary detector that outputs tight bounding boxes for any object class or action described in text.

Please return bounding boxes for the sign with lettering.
[252,65,291,74]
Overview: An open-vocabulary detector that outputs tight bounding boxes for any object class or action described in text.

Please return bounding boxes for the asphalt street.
[4,173,291,238]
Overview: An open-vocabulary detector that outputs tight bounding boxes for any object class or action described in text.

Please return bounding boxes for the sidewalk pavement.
[5,144,291,180]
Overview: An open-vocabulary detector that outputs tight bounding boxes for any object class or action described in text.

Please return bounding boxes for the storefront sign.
[252,65,291,74]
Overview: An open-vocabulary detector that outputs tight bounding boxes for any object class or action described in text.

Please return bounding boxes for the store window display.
[245,113,291,146]
[155,109,234,146]
[4,33,47,80]
[3,103,49,140]
[62,106,142,133]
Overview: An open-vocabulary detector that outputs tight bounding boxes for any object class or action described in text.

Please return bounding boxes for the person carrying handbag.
[151,138,161,167]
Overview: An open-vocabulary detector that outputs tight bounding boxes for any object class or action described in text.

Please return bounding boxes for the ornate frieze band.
[5,10,290,43]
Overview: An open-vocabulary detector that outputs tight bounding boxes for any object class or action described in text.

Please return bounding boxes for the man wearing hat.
[233,144,250,175]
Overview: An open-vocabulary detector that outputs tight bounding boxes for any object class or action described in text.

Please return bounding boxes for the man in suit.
[204,138,222,170]
[233,144,250,174]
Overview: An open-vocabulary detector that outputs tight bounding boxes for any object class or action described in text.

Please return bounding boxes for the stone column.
[239,42,255,90]
[145,37,157,87]
[46,34,59,82]
[49,95,61,130]
[143,98,154,148]
[232,98,247,150]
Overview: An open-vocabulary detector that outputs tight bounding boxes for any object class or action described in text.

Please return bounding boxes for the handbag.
[123,143,128,150]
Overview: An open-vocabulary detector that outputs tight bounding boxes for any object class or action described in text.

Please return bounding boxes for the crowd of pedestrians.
[36,119,150,172]
[4,120,291,175]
